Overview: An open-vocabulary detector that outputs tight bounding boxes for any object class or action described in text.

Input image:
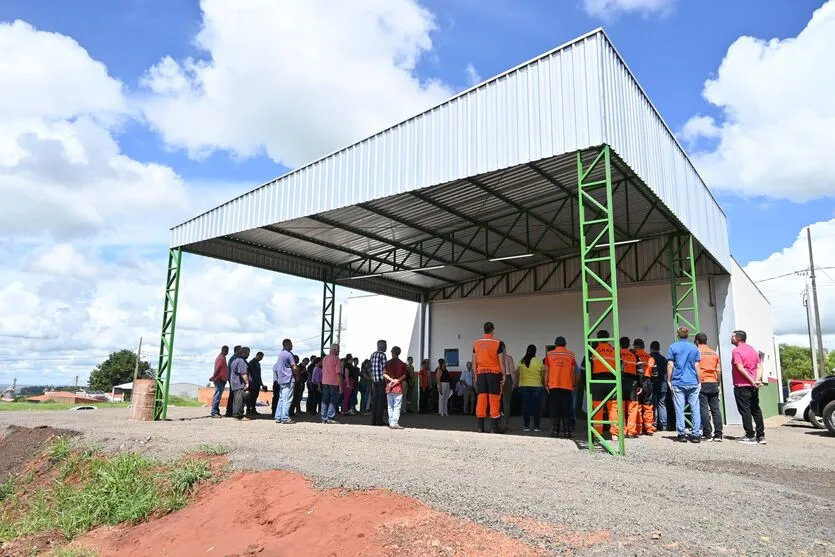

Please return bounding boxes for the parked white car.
[783,389,824,428]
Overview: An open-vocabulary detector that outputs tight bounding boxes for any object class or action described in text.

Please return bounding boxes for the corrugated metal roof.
[170,28,733,302]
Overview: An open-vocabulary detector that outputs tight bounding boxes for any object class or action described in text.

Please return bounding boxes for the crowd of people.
[207,323,767,445]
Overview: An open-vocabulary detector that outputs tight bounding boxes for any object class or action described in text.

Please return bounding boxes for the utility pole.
[803,287,819,379]
[336,304,343,345]
[807,228,826,376]
[132,337,143,384]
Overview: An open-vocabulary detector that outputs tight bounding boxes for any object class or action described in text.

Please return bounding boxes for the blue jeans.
[274,380,294,422]
[653,380,668,430]
[211,380,226,416]
[387,393,403,427]
[519,386,542,429]
[320,384,339,422]
[672,384,701,437]
[359,382,372,413]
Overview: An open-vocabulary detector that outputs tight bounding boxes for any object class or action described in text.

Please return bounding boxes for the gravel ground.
[2,408,833,556]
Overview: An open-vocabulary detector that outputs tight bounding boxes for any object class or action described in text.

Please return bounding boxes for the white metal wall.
[599,39,731,270]
[729,259,778,383]
[341,294,420,362]
[427,281,718,370]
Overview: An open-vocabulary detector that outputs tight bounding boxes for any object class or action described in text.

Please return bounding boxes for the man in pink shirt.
[209,345,229,418]
[731,330,766,445]
[320,344,343,424]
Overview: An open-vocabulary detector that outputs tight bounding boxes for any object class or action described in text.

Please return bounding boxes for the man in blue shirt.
[666,327,702,443]
[273,338,298,424]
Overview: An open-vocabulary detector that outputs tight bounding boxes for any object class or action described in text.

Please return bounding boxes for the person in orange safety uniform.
[589,330,618,438]
[632,338,656,435]
[472,321,506,434]
[619,337,641,438]
[544,336,577,438]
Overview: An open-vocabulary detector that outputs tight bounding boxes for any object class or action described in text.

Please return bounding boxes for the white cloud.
[464,63,481,86]
[744,219,835,349]
[25,244,97,279]
[583,0,675,19]
[682,1,835,201]
[139,0,454,168]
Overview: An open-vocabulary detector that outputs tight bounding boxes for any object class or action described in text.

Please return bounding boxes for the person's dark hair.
[554,336,566,347]
[597,330,609,339]
[391,346,402,357]
[483,322,495,334]
[633,339,645,349]
[221,345,229,351]
[438,358,445,366]
[377,339,387,351]
[619,336,630,349]
[293,355,300,363]
[256,351,264,357]
[650,341,660,351]
[677,327,689,339]
[694,332,708,345]
[521,344,536,367]
[733,330,747,342]
[234,345,241,351]
[282,338,292,349]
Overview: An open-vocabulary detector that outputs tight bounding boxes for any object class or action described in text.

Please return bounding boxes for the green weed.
[48,437,73,462]
[196,442,231,455]
[0,476,16,501]
[50,548,98,557]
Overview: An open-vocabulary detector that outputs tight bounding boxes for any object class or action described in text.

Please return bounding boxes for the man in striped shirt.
[370,339,388,426]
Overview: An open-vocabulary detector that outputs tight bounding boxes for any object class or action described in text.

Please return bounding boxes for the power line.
[755,265,835,284]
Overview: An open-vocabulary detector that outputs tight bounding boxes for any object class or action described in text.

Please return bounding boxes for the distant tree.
[88,350,153,391]
[779,344,815,381]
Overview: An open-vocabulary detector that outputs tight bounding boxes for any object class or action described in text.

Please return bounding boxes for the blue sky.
[1,0,833,385]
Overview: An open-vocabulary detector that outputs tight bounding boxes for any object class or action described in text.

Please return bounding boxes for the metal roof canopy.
[172,29,729,303]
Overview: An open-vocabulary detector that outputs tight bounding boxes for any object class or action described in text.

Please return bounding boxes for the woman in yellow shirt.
[517,344,546,432]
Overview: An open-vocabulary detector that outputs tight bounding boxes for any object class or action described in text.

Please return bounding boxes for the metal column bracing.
[320,276,336,356]
[577,145,624,456]
[154,248,182,421]
[670,234,700,336]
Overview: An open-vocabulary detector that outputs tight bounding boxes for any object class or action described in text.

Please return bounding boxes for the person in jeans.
[370,340,388,426]
[273,338,298,424]
[459,361,475,415]
[384,346,408,429]
[731,330,766,445]
[320,344,342,423]
[517,344,545,432]
[695,334,723,441]
[229,347,251,421]
[435,358,451,416]
[666,327,702,443]
[308,357,322,416]
[209,345,229,418]
[648,341,668,432]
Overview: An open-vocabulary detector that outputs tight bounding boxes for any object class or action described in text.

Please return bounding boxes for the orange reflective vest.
[621,348,638,375]
[698,345,721,383]
[591,343,616,374]
[635,349,652,377]
[544,347,577,390]
[473,334,503,374]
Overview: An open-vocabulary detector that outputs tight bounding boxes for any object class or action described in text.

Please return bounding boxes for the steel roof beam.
[263,224,452,284]
[308,213,490,278]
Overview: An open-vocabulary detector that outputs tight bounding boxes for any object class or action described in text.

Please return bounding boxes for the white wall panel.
[426,281,718,371]
[730,259,778,384]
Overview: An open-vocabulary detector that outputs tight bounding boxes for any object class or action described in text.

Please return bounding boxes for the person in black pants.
[246,351,265,415]
[731,330,766,444]
[370,340,388,426]
[290,356,309,417]
[225,345,242,417]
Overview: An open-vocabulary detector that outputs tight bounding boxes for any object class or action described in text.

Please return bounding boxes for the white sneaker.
[522,427,530,432]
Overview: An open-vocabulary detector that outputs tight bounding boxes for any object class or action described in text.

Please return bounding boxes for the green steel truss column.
[669,234,700,428]
[670,234,700,336]
[320,276,336,356]
[577,145,624,456]
[154,248,182,421]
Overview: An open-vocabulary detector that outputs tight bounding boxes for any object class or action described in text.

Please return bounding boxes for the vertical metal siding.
[170,32,607,248]
[598,39,731,271]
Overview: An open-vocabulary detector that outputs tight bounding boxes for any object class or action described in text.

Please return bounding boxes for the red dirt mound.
[0,425,77,483]
[73,470,542,557]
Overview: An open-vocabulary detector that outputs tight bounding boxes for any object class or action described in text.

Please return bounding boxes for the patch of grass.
[48,437,73,462]
[196,442,232,455]
[0,476,16,501]
[166,395,203,407]
[0,448,216,543]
